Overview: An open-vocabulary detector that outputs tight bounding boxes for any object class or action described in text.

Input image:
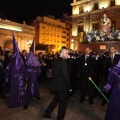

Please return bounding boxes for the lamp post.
[27,39,33,50]
[27,39,33,45]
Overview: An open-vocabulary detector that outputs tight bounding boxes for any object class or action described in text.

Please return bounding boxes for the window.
[110,0,115,6]
[62,41,66,43]
[62,36,66,38]
[62,31,66,33]
[79,6,83,13]
[94,3,98,10]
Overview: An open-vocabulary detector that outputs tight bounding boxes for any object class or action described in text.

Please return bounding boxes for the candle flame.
[89,77,91,80]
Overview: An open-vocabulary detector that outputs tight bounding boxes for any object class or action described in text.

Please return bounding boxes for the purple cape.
[104,60,120,120]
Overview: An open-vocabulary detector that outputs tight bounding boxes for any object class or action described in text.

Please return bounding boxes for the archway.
[4,40,13,51]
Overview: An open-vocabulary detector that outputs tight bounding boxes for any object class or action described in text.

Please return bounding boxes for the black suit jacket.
[102,54,120,79]
[51,57,71,91]
[78,54,96,80]
[21,55,26,63]
[107,54,120,69]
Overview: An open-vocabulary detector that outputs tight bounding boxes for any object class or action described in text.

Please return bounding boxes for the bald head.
[60,48,69,59]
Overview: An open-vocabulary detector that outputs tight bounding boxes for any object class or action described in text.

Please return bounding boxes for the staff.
[89,77,109,102]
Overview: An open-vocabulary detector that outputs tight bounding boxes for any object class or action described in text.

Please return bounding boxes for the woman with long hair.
[99,14,111,35]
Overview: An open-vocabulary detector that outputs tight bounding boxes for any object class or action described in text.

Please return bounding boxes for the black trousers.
[80,80,94,102]
[44,90,69,120]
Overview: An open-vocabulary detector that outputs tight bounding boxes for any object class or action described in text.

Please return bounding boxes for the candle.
[89,77,109,102]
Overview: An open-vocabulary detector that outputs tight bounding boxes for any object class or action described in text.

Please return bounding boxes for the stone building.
[0,19,35,52]
[70,0,120,52]
[33,15,71,53]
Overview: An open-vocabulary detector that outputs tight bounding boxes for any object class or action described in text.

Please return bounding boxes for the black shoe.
[101,102,107,106]
[23,104,28,110]
[37,97,41,100]
[43,113,52,119]
[89,101,93,105]
[79,99,85,103]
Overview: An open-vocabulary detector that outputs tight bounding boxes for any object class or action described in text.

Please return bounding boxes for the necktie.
[111,55,114,63]
[85,55,89,61]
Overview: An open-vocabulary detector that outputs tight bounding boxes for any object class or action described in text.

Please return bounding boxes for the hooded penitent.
[25,40,40,67]
[5,31,28,107]
[104,61,120,120]
[25,40,40,98]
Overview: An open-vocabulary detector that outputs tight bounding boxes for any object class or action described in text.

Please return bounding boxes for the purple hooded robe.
[25,40,40,99]
[5,32,28,107]
[104,60,120,120]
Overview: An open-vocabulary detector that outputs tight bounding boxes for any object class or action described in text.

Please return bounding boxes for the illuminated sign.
[100,45,106,50]
[0,23,22,32]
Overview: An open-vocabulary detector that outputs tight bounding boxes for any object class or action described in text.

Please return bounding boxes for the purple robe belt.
[10,70,25,103]
[27,68,36,95]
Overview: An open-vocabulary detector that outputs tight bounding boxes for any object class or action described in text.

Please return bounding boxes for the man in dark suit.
[21,50,27,63]
[78,47,96,104]
[43,47,72,120]
[107,46,120,69]
[102,45,120,105]
[103,46,120,83]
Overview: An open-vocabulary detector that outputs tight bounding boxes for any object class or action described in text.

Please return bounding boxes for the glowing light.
[72,6,79,15]
[70,42,74,50]
[99,0,110,9]
[115,0,120,5]
[75,9,79,14]
[72,31,77,36]
[0,23,22,32]
[85,6,91,12]
[83,3,93,12]
[73,0,76,3]
[27,39,33,45]
[71,39,74,42]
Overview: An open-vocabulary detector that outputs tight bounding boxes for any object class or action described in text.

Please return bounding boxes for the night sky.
[0,0,72,24]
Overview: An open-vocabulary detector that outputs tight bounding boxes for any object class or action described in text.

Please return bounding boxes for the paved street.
[0,79,107,120]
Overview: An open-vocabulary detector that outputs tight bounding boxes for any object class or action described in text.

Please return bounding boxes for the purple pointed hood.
[25,40,40,67]
[12,31,19,54]
[6,31,25,70]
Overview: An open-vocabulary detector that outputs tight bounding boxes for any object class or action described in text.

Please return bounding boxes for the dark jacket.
[51,57,71,91]
[78,54,96,78]
[107,54,120,69]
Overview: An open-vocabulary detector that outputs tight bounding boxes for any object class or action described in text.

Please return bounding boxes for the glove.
[69,89,72,93]
[69,88,73,96]
[103,84,111,93]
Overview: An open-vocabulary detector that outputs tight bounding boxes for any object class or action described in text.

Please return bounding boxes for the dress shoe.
[101,102,107,106]
[23,104,28,110]
[79,99,85,103]
[37,97,41,100]
[89,101,93,105]
[43,113,52,119]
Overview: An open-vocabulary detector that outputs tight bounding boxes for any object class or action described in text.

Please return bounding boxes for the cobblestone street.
[0,79,107,120]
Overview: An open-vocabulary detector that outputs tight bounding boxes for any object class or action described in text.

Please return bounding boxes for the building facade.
[0,19,35,52]
[70,0,120,52]
[33,15,71,53]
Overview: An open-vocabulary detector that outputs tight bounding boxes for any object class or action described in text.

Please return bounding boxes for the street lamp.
[27,39,33,51]
[27,39,33,45]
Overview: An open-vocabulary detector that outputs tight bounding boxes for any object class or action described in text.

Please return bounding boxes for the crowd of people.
[0,37,120,119]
